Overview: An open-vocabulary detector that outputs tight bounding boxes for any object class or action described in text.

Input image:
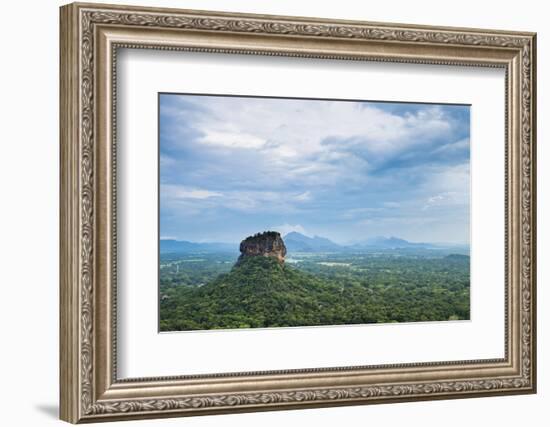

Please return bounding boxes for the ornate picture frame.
[60,2,536,423]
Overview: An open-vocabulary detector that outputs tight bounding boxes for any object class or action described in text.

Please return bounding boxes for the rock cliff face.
[237,231,287,265]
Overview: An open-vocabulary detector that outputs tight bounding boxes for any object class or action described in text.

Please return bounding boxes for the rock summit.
[237,231,287,265]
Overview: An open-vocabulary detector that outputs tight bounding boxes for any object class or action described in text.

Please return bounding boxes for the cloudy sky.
[159,93,470,245]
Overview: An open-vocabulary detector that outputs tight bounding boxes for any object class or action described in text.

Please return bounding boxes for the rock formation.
[237,231,287,265]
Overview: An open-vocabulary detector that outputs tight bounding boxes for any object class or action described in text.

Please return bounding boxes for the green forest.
[159,252,470,331]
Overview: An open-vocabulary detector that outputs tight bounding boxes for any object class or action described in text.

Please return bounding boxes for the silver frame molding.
[60,2,537,423]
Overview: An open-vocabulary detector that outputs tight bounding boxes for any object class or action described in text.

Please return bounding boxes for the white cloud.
[416,162,470,211]
[199,130,265,149]
[219,190,315,213]
[294,191,312,202]
[358,216,437,226]
[159,154,175,167]
[342,203,401,219]
[432,137,470,155]
[383,201,401,208]
[423,191,460,210]
[342,207,382,219]
[430,163,470,194]
[162,186,314,215]
[270,223,308,236]
[168,96,454,174]
[162,185,222,200]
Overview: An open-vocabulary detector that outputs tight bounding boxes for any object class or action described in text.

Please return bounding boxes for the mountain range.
[160,232,467,255]
[160,239,237,254]
[283,231,342,252]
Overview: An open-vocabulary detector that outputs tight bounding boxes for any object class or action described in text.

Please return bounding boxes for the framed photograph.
[60,2,537,423]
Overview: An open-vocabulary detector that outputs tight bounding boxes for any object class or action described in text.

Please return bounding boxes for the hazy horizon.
[159,232,470,247]
[160,94,470,245]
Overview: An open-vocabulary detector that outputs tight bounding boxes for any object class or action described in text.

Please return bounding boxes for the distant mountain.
[352,236,431,250]
[160,239,237,254]
[283,232,446,253]
[161,234,468,255]
[284,232,342,253]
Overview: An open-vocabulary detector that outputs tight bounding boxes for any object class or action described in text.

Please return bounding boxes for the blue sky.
[159,94,470,245]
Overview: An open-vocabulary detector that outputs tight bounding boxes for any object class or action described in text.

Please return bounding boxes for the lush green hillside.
[159,255,470,331]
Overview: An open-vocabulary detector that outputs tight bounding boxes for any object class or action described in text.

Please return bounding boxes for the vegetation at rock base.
[159,252,470,331]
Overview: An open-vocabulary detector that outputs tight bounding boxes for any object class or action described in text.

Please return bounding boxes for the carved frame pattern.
[60,2,536,423]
